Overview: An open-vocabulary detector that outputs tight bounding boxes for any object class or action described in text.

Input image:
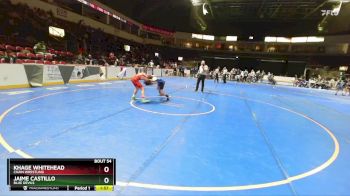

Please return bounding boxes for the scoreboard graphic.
[7,158,116,191]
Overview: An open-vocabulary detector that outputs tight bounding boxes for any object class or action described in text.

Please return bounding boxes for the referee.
[195,60,209,92]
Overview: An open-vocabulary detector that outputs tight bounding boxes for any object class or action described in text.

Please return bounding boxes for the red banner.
[142,25,174,36]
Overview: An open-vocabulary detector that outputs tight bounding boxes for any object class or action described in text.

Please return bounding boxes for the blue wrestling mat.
[0,77,349,195]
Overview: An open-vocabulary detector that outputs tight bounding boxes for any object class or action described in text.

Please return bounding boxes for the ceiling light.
[226,36,237,41]
[318,25,324,32]
[307,37,324,42]
[191,0,202,6]
[276,37,291,43]
[203,3,209,15]
[203,35,214,41]
[264,37,277,42]
[291,37,308,43]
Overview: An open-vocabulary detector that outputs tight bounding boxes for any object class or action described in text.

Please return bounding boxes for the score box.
[7,158,115,191]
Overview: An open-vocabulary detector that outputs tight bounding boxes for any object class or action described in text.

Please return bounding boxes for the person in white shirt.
[148,60,154,75]
[85,54,93,65]
[114,58,119,66]
[248,69,256,83]
[243,69,249,82]
[230,68,235,80]
[195,60,209,92]
[148,60,154,67]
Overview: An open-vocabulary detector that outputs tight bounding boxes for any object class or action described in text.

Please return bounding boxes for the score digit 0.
[104,166,109,173]
[104,177,109,184]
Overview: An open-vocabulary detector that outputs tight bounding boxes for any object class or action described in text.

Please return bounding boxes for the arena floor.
[0,77,349,195]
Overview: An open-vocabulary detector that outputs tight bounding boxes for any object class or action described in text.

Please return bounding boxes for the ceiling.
[98,0,349,37]
[98,0,193,31]
[210,0,327,21]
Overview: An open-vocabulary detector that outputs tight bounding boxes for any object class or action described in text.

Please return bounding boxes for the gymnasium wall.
[0,64,30,89]
[0,64,173,90]
[285,61,307,77]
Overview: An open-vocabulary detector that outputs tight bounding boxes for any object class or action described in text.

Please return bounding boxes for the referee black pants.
[196,74,206,92]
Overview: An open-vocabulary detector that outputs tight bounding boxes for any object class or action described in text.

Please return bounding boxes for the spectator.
[222,67,228,83]
[134,64,139,74]
[214,67,220,83]
[179,65,185,77]
[267,72,276,85]
[0,51,9,63]
[335,79,346,96]
[85,54,93,65]
[33,41,46,54]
